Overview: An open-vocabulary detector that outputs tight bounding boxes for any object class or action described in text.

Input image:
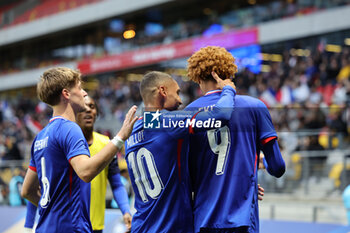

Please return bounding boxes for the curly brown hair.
[187,46,238,84]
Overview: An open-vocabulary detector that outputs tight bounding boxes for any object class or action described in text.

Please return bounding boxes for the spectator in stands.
[0,176,9,205]
[1,136,22,161]
[1,0,350,74]
[9,167,26,206]
[328,105,348,147]
[0,135,6,159]
[303,107,326,130]
[305,135,326,181]
[327,56,340,85]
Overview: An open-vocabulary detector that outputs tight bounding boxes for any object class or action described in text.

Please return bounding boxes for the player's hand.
[123,212,132,232]
[211,71,236,91]
[117,105,138,141]
[258,184,264,201]
[258,154,266,170]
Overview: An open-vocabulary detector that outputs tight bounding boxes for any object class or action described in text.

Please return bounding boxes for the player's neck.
[82,129,93,145]
[144,98,163,111]
[200,81,219,95]
[52,103,76,122]
[144,104,162,111]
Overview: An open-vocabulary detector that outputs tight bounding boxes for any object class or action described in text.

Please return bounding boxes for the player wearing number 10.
[21,67,138,233]
[186,46,286,232]
[124,71,236,232]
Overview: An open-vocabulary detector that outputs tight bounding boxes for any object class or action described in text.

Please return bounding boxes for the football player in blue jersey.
[23,95,132,233]
[124,71,236,233]
[186,46,286,233]
[21,67,138,233]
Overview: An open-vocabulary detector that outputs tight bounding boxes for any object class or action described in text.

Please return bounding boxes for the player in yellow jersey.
[24,95,132,233]
[77,96,132,233]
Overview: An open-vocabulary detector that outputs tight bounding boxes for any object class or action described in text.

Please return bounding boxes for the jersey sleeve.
[59,121,90,161]
[29,140,37,172]
[164,86,236,138]
[255,101,285,177]
[255,100,278,144]
[109,173,131,214]
[107,157,120,176]
[24,202,37,228]
[261,140,285,177]
[108,158,130,214]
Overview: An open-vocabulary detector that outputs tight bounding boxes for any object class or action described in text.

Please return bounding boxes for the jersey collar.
[49,116,66,122]
[204,89,222,96]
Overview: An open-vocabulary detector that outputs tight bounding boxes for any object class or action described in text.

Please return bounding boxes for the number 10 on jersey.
[128,148,164,203]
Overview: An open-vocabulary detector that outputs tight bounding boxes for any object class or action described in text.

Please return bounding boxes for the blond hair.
[37,67,82,106]
[187,46,238,83]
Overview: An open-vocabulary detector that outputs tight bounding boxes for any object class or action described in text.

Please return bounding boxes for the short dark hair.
[140,71,173,102]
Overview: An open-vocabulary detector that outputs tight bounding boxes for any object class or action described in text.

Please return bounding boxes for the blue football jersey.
[125,118,193,233]
[186,90,284,233]
[29,117,92,233]
[124,86,236,233]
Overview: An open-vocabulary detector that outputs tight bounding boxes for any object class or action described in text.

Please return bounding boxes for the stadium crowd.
[1,0,350,75]
[0,43,348,163]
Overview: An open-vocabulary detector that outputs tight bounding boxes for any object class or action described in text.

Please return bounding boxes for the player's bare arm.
[70,105,138,183]
[259,153,266,170]
[21,168,41,206]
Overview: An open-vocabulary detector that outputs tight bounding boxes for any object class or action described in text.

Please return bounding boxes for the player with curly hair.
[186,46,285,233]
[124,71,236,232]
[187,46,238,84]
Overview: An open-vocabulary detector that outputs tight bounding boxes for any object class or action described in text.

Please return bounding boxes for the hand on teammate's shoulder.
[212,71,236,91]
[117,105,139,141]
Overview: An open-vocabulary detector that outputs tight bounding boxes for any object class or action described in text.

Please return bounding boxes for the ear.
[159,86,167,97]
[62,88,70,100]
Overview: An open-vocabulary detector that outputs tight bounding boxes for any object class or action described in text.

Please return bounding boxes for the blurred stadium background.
[0,0,349,232]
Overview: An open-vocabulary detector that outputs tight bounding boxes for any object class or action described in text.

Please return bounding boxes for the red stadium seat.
[6,0,103,27]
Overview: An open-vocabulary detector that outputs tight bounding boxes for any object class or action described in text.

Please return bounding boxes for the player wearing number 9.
[124,71,236,233]
[21,67,138,233]
[186,46,286,233]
